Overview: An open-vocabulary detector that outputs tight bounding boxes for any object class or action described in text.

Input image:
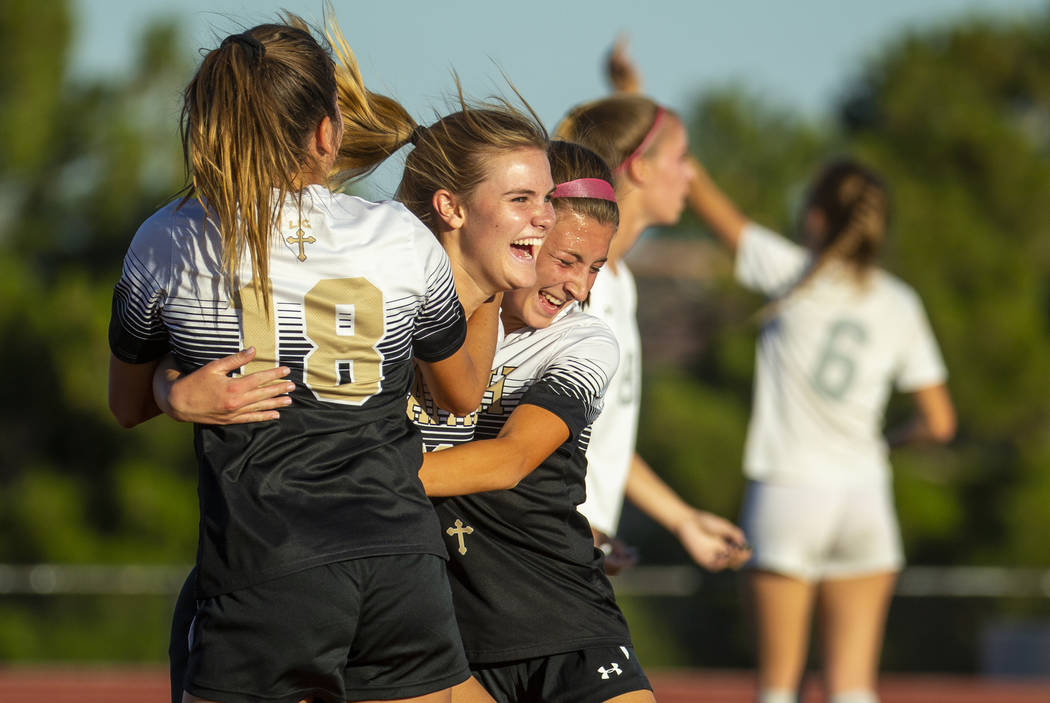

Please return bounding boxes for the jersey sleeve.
[735,221,809,298]
[108,214,174,364]
[893,286,948,391]
[409,220,467,363]
[519,321,620,442]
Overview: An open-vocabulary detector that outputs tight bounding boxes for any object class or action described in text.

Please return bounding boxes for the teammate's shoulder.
[325,192,413,222]
[132,198,206,247]
[330,194,435,242]
[562,306,614,331]
[553,307,618,347]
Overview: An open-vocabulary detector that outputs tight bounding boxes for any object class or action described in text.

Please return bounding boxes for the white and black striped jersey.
[109,186,466,597]
[407,320,505,452]
[432,306,633,663]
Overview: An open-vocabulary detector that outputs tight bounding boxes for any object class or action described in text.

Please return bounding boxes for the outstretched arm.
[624,453,751,570]
[886,383,956,448]
[419,404,569,497]
[417,293,502,417]
[687,157,749,251]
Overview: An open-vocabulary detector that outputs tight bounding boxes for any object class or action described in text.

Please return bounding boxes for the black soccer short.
[471,644,651,703]
[183,554,470,703]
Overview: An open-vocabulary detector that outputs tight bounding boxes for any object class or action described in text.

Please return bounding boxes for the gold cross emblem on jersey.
[286,220,315,262]
[446,519,474,555]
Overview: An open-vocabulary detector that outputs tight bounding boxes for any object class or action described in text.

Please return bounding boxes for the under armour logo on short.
[597,663,623,679]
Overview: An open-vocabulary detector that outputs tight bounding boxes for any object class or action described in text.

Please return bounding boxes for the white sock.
[828,690,878,703]
[757,689,797,703]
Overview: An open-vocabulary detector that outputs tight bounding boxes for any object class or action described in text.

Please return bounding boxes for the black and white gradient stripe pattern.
[537,358,609,426]
[414,260,462,350]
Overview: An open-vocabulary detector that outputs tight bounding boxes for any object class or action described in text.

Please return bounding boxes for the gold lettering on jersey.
[406,371,477,427]
[234,278,278,377]
[446,519,474,555]
[484,365,517,416]
[304,278,383,403]
[286,220,315,262]
[237,277,384,405]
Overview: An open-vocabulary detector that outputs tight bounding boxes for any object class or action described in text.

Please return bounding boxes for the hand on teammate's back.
[160,348,294,425]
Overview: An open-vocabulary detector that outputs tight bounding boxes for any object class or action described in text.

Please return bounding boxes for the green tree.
[0,0,197,661]
[628,7,1050,671]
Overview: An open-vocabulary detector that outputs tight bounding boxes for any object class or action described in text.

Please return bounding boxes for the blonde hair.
[395,88,549,233]
[547,140,619,230]
[180,16,344,308]
[329,39,549,232]
[326,23,417,181]
[555,95,672,187]
[181,10,551,311]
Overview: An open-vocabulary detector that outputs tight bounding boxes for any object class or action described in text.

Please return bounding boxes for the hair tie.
[409,124,427,146]
[613,106,667,176]
[551,178,617,203]
[221,32,266,62]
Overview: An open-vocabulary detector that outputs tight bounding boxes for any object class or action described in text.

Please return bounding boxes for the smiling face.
[457,147,556,294]
[637,117,694,226]
[501,209,615,332]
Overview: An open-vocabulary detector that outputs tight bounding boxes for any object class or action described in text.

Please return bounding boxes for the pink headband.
[612,106,667,176]
[551,178,617,202]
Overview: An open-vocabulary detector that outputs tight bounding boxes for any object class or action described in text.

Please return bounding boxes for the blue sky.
[70,0,1047,196]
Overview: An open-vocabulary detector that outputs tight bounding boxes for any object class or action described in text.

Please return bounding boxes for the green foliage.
[629,5,1050,673]
[0,0,198,588]
[1,0,1049,671]
[641,9,1050,569]
[0,595,173,661]
[637,366,748,518]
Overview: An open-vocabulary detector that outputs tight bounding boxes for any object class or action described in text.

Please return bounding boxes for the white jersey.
[736,223,947,485]
[578,264,642,535]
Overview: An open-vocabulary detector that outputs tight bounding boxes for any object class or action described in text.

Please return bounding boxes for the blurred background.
[2,0,1049,693]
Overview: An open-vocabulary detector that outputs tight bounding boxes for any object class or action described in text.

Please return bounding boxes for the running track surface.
[1,669,1048,702]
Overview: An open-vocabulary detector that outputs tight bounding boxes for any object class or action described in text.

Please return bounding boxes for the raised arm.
[604,36,748,250]
[419,404,569,497]
[688,157,749,252]
[416,293,502,417]
[606,35,643,94]
[886,383,956,448]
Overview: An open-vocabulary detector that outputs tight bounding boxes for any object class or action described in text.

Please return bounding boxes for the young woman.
[108,17,550,703]
[554,95,749,573]
[157,141,645,702]
[411,140,652,703]
[687,156,955,703]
